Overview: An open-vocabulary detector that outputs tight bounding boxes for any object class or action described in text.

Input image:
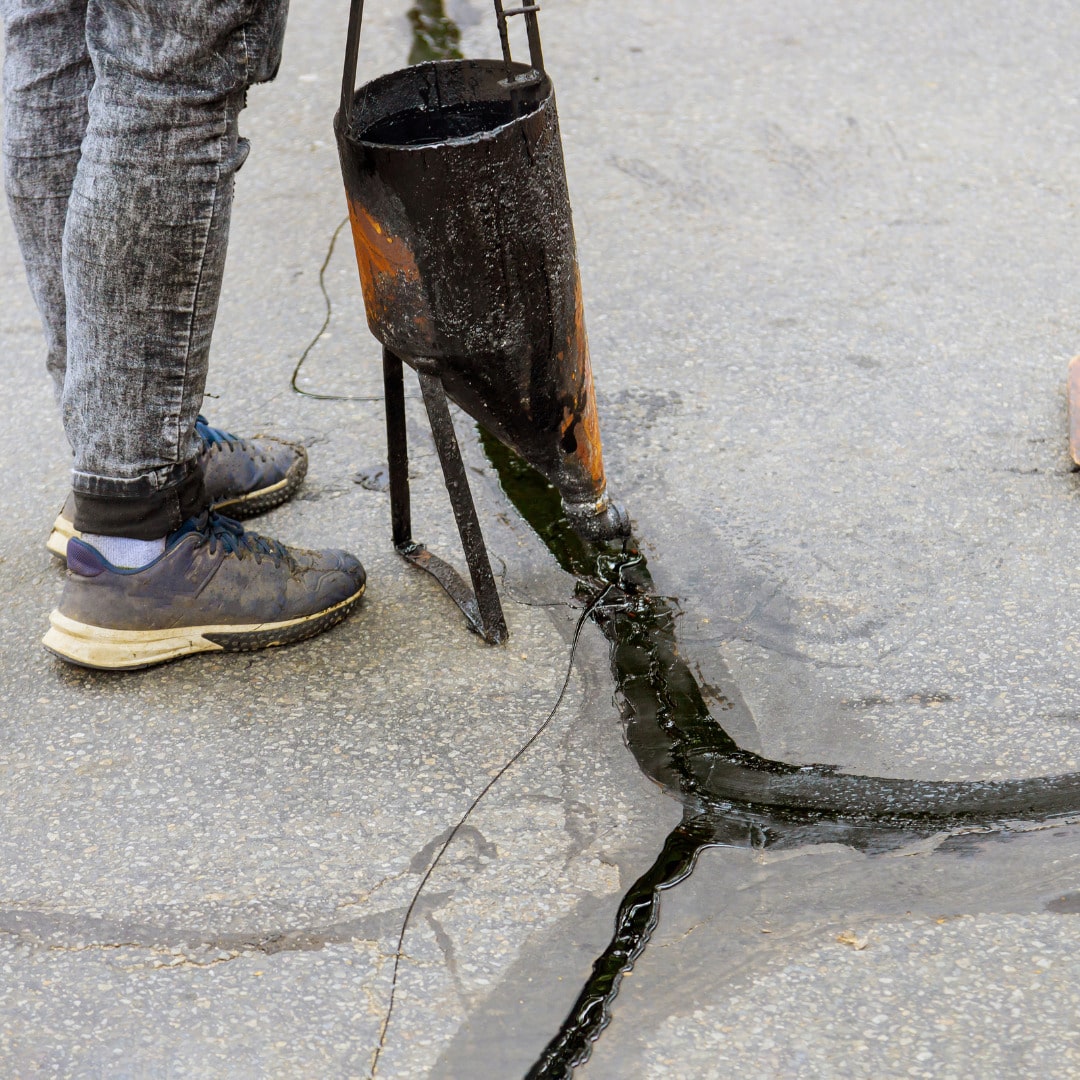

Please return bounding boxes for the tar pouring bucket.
[335,0,629,643]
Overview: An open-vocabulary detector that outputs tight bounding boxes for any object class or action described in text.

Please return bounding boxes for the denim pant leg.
[2,0,288,539]
[1,0,92,399]
[63,3,258,538]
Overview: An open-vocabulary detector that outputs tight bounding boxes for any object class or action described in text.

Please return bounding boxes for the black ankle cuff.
[73,465,209,539]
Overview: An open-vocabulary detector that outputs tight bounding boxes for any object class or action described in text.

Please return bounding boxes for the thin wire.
[370,580,617,1077]
[290,215,382,403]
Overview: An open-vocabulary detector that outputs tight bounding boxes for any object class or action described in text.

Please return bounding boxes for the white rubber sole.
[46,512,76,560]
[42,586,364,671]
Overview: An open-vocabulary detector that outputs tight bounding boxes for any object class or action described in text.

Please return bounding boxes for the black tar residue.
[479,431,1080,1079]
[329,6,1080,1077]
[360,99,520,147]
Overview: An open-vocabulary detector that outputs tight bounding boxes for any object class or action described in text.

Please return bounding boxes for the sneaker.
[46,416,308,558]
[43,511,365,670]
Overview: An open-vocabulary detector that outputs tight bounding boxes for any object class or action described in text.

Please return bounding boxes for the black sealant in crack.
[478,431,1080,1078]
[320,4,1080,1076]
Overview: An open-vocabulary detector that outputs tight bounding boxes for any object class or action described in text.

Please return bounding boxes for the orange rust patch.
[345,197,420,323]
[562,267,606,492]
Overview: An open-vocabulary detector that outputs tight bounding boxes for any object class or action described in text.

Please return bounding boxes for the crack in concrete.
[371,593,607,1076]
[0,906,399,964]
[334,869,414,912]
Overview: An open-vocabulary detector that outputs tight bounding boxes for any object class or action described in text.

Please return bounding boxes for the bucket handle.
[339,0,546,131]
[339,0,366,131]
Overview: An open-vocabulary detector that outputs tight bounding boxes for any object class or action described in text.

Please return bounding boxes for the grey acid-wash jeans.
[2,0,288,538]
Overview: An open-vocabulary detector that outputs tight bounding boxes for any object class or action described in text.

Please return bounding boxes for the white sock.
[82,533,166,569]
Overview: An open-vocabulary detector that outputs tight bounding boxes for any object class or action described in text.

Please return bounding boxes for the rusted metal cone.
[335,58,629,540]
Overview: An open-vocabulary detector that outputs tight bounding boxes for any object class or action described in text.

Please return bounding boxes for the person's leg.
[45,415,310,559]
[62,0,268,540]
[2,0,309,562]
[18,0,366,670]
[1,0,91,398]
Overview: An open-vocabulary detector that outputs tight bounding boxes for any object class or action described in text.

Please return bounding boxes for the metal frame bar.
[382,350,508,645]
[492,0,545,71]
[382,347,413,549]
[418,370,508,644]
[339,0,367,129]
[345,0,547,124]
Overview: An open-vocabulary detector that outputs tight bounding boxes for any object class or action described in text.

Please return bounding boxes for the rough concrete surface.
[4,0,1080,1078]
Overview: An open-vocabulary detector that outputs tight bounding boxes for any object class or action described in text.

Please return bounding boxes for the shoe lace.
[178,510,292,566]
[196,414,240,452]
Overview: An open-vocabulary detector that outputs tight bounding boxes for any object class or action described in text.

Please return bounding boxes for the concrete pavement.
[5,1,1080,1077]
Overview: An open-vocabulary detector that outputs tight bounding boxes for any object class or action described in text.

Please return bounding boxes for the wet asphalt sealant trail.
[313,4,1080,1076]
[480,434,1080,1078]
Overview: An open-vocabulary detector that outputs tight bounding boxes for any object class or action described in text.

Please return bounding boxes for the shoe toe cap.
[297,548,366,607]
[327,550,366,599]
[337,550,366,589]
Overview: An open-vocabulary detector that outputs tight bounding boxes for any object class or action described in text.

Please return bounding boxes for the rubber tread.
[210,448,308,520]
[203,591,359,651]
[42,585,364,671]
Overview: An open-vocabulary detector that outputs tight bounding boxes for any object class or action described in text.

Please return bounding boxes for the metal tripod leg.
[382,348,508,645]
[383,347,413,549]
[417,368,508,644]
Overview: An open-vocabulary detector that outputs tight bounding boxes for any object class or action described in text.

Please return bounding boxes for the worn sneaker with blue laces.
[46,416,308,558]
[43,511,365,670]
